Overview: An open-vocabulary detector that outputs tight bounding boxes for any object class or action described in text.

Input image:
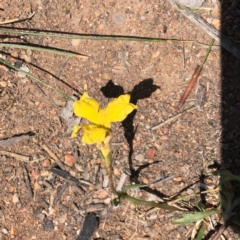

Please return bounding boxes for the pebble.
[75,163,84,172]
[135,154,144,161]
[42,159,51,168]
[64,153,75,167]
[0,81,7,87]
[2,228,8,234]
[102,175,109,188]
[71,39,81,48]
[43,218,54,231]
[12,193,19,203]
[58,213,67,224]
[69,170,77,177]
[86,204,105,212]
[17,65,30,78]
[22,54,31,63]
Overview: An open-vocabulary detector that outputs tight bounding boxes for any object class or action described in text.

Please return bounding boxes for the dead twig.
[179,65,201,106]
[0,133,33,150]
[151,106,196,130]
[0,12,35,25]
[53,182,69,206]
[166,0,240,60]
[179,39,214,106]
[0,150,30,162]
[41,144,65,170]
[50,168,94,188]
[22,165,33,198]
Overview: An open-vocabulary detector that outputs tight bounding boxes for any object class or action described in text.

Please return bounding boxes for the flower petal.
[73,92,99,124]
[81,124,110,144]
[71,125,82,138]
[103,94,137,123]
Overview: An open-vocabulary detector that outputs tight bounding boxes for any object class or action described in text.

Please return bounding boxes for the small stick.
[41,144,65,170]
[22,165,33,198]
[179,65,201,106]
[179,39,215,106]
[0,150,30,162]
[151,175,175,188]
[53,182,69,206]
[0,134,33,150]
[0,12,35,25]
[116,172,127,191]
[151,106,196,130]
[79,190,94,204]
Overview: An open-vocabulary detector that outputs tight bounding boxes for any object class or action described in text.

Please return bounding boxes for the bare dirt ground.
[0,0,239,239]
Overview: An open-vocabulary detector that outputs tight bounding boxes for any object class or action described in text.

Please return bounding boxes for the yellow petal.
[73,92,99,124]
[104,94,137,123]
[81,124,110,144]
[71,125,82,138]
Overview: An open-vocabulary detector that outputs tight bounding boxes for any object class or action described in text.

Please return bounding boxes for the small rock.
[2,228,8,234]
[205,178,213,184]
[36,213,45,221]
[113,168,120,176]
[211,18,220,29]
[86,204,105,212]
[42,159,51,168]
[173,177,182,182]
[102,175,109,188]
[75,163,84,172]
[69,170,77,177]
[31,171,40,181]
[176,0,205,8]
[58,213,67,224]
[0,81,7,88]
[135,154,144,161]
[71,39,81,48]
[17,65,30,78]
[22,54,31,63]
[43,218,54,231]
[142,177,149,184]
[97,189,108,199]
[12,193,19,203]
[146,147,157,159]
[64,153,75,166]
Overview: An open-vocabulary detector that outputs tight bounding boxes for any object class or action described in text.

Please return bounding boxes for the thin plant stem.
[0,43,88,58]
[0,28,194,43]
[0,58,75,101]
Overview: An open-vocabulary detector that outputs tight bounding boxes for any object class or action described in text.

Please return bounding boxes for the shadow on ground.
[221,0,240,236]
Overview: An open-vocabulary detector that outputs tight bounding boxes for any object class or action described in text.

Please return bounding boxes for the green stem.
[0,43,88,58]
[0,58,75,101]
[199,38,215,70]
[0,28,193,43]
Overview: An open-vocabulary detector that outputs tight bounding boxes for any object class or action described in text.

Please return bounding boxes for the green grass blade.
[199,39,215,70]
[173,209,219,225]
[195,221,206,240]
[0,58,75,101]
[0,28,193,43]
[0,43,88,58]
[211,170,240,182]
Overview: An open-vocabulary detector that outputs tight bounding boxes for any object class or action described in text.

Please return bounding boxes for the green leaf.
[173,209,219,225]
[194,193,205,212]
[0,43,88,58]
[211,170,240,182]
[122,183,148,192]
[195,221,206,240]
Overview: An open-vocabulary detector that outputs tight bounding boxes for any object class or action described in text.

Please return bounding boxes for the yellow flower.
[71,92,137,146]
